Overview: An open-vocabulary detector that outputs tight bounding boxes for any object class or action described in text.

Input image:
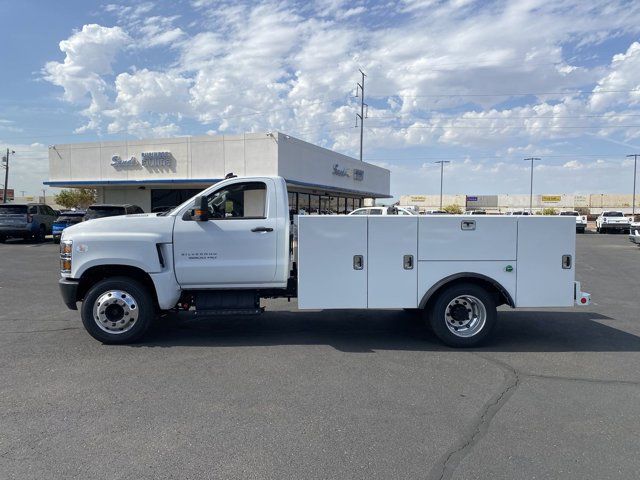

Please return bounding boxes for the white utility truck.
[58,176,590,347]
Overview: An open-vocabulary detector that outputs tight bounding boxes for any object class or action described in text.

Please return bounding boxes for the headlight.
[60,239,73,274]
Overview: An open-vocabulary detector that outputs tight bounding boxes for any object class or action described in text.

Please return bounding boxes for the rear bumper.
[0,226,33,237]
[600,223,630,230]
[59,278,79,310]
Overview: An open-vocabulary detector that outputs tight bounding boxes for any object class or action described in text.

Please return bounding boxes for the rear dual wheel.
[427,283,497,348]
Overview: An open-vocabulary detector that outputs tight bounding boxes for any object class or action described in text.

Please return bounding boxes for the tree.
[54,188,97,209]
[541,207,557,215]
[443,204,463,214]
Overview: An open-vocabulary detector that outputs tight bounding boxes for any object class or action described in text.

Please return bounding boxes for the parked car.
[464,209,487,215]
[422,210,447,215]
[151,205,173,214]
[507,211,531,215]
[596,211,630,234]
[52,211,85,243]
[349,206,416,215]
[0,203,56,242]
[559,211,588,233]
[84,204,144,221]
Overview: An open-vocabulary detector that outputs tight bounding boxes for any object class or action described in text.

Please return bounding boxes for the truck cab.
[58,175,590,348]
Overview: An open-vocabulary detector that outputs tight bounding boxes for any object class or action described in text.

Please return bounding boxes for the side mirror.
[190,196,209,221]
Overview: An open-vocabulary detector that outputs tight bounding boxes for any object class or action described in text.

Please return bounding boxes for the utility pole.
[2,148,15,204]
[628,154,639,219]
[434,161,450,210]
[355,70,367,162]
[523,157,541,213]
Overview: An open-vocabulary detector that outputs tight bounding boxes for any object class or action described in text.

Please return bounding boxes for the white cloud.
[41,0,640,172]
[42,24,131,131]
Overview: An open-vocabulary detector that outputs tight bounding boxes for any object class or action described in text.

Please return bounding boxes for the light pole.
[2,148,15,204]
[628,154,639,219]
[523,157,541,213]
[434,161,450,210]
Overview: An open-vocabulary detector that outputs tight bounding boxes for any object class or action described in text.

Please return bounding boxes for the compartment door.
[368,216,418,308]
[297,216,368,309]
[516,217,576,307]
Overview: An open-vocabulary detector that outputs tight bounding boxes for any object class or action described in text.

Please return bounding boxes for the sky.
[1,0,640,198]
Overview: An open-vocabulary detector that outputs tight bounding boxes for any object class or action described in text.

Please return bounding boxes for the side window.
[350,209,366,215]
[206,182,266,219]
[28,206,38,214]
[46,206,55,216]
[369,209,383,215]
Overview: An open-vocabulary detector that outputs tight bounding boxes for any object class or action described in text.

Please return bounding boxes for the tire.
[38,225,46,242]
[81,277,156,344]
[427,283,497,348]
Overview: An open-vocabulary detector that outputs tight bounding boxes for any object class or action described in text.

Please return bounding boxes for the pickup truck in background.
[596,211,630,234]
[559,211,588,233]
[57,175,590,348]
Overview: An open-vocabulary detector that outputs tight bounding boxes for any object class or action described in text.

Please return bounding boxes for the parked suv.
[0,203,56,242]
[84,204,144,221]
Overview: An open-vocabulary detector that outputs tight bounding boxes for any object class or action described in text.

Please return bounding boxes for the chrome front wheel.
[81,277,155,344]
[93,289,140,334]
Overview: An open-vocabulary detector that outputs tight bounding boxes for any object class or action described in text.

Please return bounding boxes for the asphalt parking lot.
[1,232,639,480]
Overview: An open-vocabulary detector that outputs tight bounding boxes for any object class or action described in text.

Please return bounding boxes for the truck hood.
[63,213,176,243]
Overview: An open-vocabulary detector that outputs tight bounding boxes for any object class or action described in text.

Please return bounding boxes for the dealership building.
[46,132,390,213]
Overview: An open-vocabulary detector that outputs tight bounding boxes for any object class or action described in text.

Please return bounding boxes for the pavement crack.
[427,354,519,480]
[4,327,80,334]
[522,372,640,387]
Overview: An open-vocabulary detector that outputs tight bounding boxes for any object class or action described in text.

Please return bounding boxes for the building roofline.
[43,177,391,198]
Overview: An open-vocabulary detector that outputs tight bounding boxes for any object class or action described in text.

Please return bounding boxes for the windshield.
[560,212,579,216]
[0,205,28,214]
[604,212,623,217]
[56,214,84,223]
[84,206,125,220]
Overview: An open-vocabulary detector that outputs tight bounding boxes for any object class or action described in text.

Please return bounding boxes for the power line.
[371,89,640,98]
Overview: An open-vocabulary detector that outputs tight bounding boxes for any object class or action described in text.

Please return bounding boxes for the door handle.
[403,254,414,270]
[353,255,364,270]
[251,227,273,232]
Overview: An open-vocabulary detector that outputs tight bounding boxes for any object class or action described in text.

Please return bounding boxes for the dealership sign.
[111,151,173,168]
[332,164,364,181]
[541,195,562,203]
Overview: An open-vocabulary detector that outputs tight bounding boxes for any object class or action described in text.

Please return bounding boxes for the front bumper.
[59,278,79,310]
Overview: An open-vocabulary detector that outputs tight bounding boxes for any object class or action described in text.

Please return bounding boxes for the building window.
[298,193,310,214]
[330,196,338,214]
[288,192,298,214]
[320,196,330,214]
[310,195,320,214]
[338,197,346,214]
